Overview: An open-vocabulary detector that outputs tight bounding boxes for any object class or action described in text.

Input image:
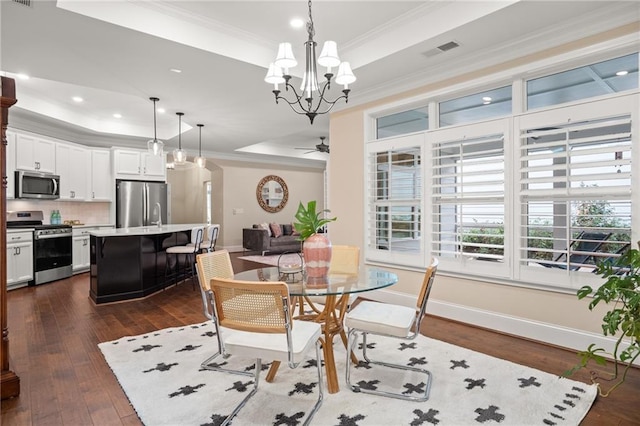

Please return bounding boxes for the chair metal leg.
[220,358,261,426]
[346,329,432,402]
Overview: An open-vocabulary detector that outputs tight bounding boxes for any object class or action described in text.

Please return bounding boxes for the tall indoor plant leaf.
[567,241,640,396]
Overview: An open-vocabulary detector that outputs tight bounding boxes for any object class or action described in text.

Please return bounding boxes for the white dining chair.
[345,257,438,401]
[203,277,324,426]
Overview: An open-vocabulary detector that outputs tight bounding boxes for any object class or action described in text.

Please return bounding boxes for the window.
[517,97,634,289]
[366,134,424,266]
[527,52,638,110]
[366,50,638,291]
[439,86,512,127]
[376,107,428,139]
[430,119,510,278]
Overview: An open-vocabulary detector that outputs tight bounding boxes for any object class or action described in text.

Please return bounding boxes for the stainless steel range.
[7,210,73,285]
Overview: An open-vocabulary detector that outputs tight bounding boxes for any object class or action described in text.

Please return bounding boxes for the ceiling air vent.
[422,40,461,58]
[12,0,31,6]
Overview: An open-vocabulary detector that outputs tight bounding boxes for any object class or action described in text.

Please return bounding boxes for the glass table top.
[234,266,398,297]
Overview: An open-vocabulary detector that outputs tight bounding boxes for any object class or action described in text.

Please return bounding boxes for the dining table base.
[265,293,357,394]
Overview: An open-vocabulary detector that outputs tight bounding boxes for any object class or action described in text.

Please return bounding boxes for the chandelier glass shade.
[147,97,164,156]
[264,0,356,124]
[172,112,187,165]
[194,124,206,168]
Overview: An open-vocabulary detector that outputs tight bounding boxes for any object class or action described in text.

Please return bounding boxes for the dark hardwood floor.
[2,253,639,425]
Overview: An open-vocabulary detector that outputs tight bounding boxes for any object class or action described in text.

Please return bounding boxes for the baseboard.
[363,288,637,365]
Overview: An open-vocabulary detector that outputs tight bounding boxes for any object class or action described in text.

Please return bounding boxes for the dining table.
[234,266,399,394]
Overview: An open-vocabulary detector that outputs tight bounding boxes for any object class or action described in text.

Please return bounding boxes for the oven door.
[33,234,72,285]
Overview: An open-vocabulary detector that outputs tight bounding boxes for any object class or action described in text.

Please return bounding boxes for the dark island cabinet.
[90,231,189,304]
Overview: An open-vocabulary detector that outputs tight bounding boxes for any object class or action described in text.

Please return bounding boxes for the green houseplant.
[568,241,640,396]
[293,201,336,278]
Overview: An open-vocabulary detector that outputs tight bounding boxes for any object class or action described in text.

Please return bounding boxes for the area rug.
[99,322,597,426]
[238,253,302,267]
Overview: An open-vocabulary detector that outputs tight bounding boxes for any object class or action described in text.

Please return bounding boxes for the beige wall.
[167,166,211,224]
[216,163,325,250]
[328,26,638,336]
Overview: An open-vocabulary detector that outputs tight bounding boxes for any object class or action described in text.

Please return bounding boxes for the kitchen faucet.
[153,202,162,227]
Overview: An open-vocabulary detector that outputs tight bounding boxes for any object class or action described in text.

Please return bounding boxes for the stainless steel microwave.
[15,171,60,199]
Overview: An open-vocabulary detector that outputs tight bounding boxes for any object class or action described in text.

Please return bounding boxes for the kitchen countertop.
[71,224,115,229]
[7,228,34,233]
[89,223,206,237]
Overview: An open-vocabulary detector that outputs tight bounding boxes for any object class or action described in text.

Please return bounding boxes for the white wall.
[167,166,211,224]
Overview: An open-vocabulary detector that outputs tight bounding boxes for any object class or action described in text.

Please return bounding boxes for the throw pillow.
[282,224,293,236]
[258,222,271,237]
[270,223,282,238]
[291,222,300,236]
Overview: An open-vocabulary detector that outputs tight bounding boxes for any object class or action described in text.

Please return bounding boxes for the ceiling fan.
[295,137,330,154]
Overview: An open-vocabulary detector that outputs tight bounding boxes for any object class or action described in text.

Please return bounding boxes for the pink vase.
[303,234,332,278]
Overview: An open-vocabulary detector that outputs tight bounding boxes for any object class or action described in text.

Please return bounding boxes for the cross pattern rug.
[98,322,597,425]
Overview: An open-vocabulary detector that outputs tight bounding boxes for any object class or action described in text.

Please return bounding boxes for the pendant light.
[147,97,164,156]
[194,124,206,168]
[172,112,187,165]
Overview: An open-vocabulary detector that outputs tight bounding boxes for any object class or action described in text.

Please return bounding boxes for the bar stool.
[165,227,204,289]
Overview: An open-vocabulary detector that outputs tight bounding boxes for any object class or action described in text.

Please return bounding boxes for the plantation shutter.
[365,133,424,267]
[430,119,510,278]
[516,95,635,289]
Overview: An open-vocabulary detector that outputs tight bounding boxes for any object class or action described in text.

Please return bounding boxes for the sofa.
[242,223,302,255]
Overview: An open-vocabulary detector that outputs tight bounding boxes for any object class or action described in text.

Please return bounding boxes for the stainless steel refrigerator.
[116,180,171,228]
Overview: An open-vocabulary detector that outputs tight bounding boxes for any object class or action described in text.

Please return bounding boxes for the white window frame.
[365,133,426,267]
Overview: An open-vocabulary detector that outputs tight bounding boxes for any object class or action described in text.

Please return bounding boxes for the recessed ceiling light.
[170,68,182,73]
[616,70,629,76]
[72,96,83,103]
[17,73,30,80]
[290,17,304,28]
[482,96,492,102]
[483,101,491,105]
[113,113,122,119]
[157,108,165,114]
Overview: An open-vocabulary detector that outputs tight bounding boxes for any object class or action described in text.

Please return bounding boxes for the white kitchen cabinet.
[89,149,112,201]
[72,230,91,273]
[56,143,89,200]
[6,231,34,288]
[15,133,56,173]
[72,226,113,273]
[113,149,166,181]
[6,130,16,199]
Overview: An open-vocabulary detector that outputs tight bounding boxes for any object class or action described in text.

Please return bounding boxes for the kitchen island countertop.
[89,223,205,237]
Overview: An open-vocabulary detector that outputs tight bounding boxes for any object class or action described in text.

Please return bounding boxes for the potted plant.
[293,200,337,278]
[567,241,640,396]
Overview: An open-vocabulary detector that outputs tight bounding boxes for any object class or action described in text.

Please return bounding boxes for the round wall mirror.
[256,175,288,213]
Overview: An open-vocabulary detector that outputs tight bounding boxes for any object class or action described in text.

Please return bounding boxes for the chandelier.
[172,112,187,165]
[147,97,164,156]
[194,124,206,168]
[264,0,356,124]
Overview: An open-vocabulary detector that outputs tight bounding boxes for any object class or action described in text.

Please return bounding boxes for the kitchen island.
[89,224,207,304]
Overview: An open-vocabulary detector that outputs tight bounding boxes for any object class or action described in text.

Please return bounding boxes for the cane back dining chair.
[196,250,234,322]
[345,257,438,401]
[299,245,360,316]
[205,277,324,426]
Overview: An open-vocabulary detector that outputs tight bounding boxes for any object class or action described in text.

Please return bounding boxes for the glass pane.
[439,86,512,127]
[527,53,639,110]
[376,107,428,139]
[521,200,631,271]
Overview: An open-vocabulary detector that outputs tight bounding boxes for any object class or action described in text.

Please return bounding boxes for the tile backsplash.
[7,200,112,225]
